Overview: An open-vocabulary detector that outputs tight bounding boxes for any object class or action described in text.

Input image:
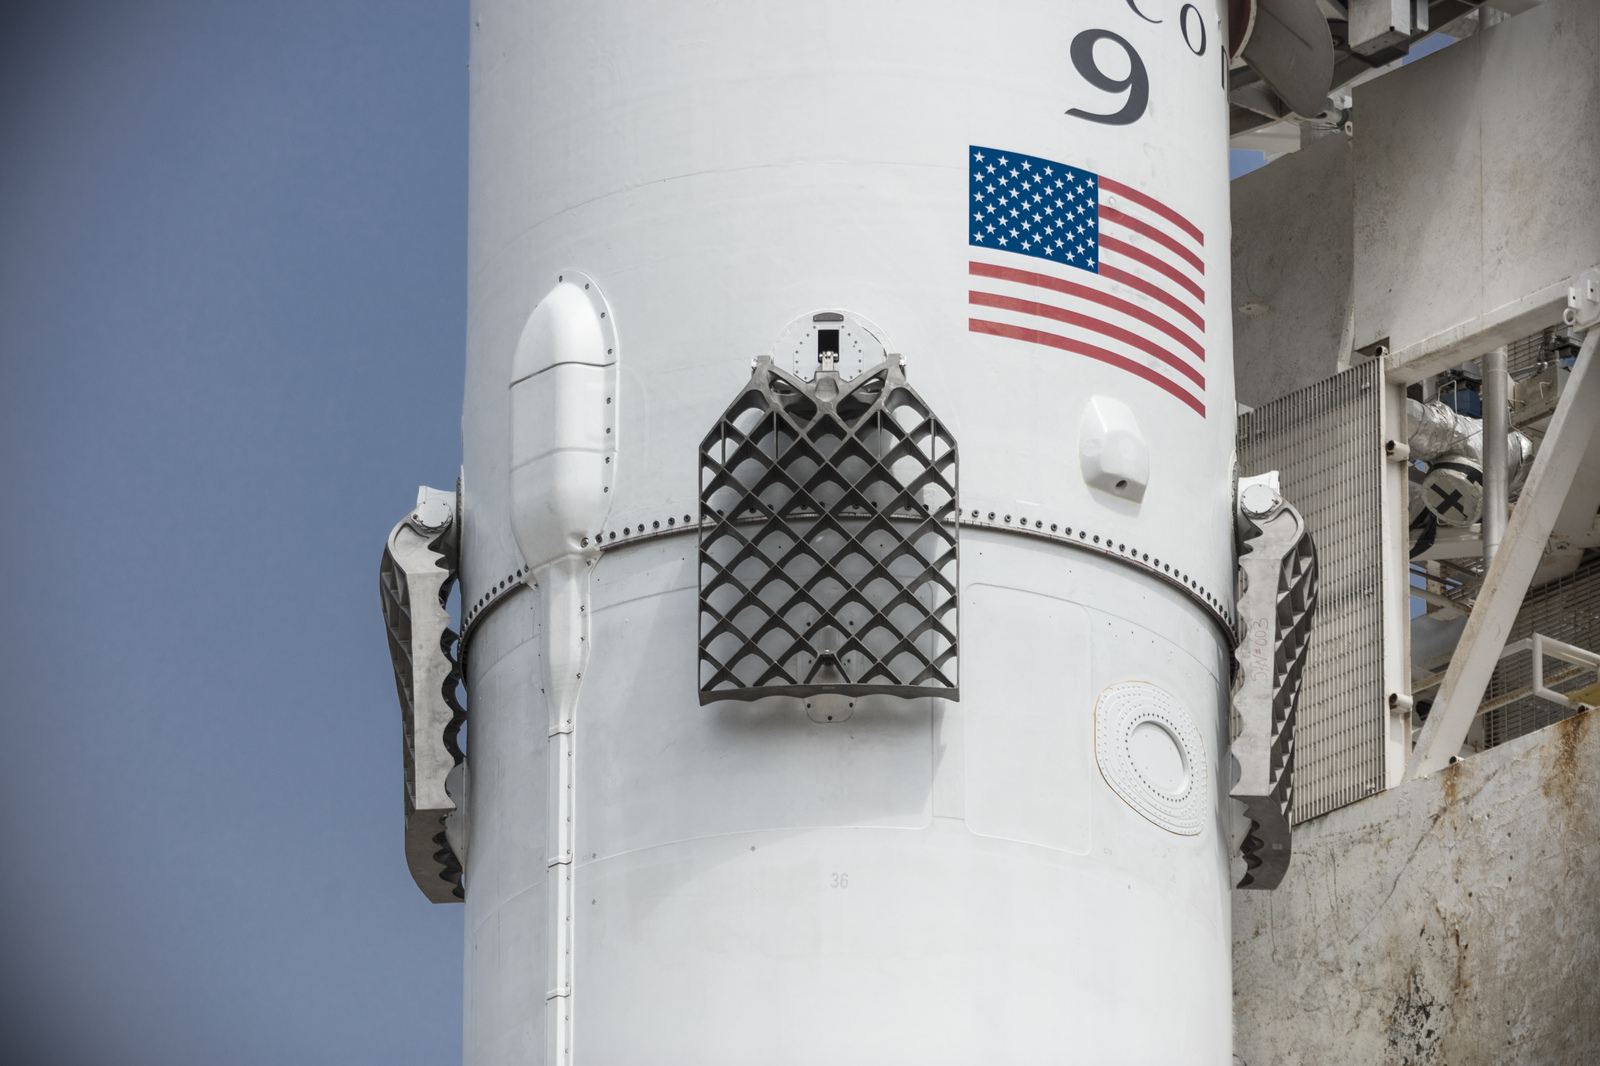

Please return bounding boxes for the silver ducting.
[1406,399,1533,528]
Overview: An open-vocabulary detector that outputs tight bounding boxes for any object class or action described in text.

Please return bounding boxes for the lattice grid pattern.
[698,357,958,702]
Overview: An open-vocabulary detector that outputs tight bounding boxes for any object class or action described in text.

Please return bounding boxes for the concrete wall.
[1233,711,1599,1065]
[1352,0,1600,358]
[1230,133,1353,410]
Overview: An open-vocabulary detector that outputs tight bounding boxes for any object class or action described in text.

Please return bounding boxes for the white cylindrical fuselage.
[460,2,1238,1062]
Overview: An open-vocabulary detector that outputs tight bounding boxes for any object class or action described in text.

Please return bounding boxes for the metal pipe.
[1481,345,1509,565]
[1530,632,1600,707]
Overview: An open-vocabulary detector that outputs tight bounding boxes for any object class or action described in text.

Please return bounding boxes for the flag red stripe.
[1098,176,1204,246]
[1099,235,1205,303]
[969,261,1203,359]
[969,290,1204,388]
[1096,264,1205,333]
[970,318,1205,416]
[1101,206,1205,275]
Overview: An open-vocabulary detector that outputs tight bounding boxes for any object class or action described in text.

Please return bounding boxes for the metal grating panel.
[1238,363,1386,823]
[1481,560,1600,748]
[698,355,958,702]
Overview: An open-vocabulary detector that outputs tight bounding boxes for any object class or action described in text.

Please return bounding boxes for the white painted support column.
[1405,327,1600,780]
[1481,345,1509,566]
[1380,376,1414,788]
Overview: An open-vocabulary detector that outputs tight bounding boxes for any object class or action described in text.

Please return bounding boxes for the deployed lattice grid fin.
[1231,477,1319,891]
[380,487,466,903]
[698,356,958,703]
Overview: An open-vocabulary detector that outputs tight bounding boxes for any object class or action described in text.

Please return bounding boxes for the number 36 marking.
[1066,5,1209,127]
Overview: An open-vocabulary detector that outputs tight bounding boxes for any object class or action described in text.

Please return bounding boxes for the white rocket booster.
[404,2,1298,1062]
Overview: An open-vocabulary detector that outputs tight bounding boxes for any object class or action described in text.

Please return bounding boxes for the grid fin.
[698,357,959,702]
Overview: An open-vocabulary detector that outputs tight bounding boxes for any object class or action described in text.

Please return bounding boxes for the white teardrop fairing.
[512,280,610,383]
[509,272,618,570]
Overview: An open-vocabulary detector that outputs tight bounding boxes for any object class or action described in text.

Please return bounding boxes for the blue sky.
[0,3,466,1063]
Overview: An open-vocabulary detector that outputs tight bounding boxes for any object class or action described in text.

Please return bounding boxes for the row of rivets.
[967,507,1234,635]
[462,566,527,633]
[581,514,696,548]
[462,506,1235,646]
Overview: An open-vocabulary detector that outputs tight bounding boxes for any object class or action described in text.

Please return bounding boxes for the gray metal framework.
[1239,363,1387,822]
[698,355,958,703]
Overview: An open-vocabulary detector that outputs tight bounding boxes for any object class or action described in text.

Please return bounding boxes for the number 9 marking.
[1065,29,1150,127]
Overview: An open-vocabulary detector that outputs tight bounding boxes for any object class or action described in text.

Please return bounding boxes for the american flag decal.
[968,146,1207,416]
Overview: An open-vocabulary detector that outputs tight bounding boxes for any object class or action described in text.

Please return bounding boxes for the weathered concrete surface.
[1234,711,1599,1065]
[1352,0,1600,359]
[1230,133,1353,410]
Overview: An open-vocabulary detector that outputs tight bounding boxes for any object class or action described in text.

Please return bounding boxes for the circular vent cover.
[1095,682,1208,835]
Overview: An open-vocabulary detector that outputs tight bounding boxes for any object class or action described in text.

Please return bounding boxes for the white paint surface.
[461,1,1239,1061]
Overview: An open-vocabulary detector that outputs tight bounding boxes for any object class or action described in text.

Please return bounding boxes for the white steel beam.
[1531,399,1600,585]
[1481,345,1509,565]
[1381,266,1598,385]
[1381,376,1413,788]
[1405,326,1600,779]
